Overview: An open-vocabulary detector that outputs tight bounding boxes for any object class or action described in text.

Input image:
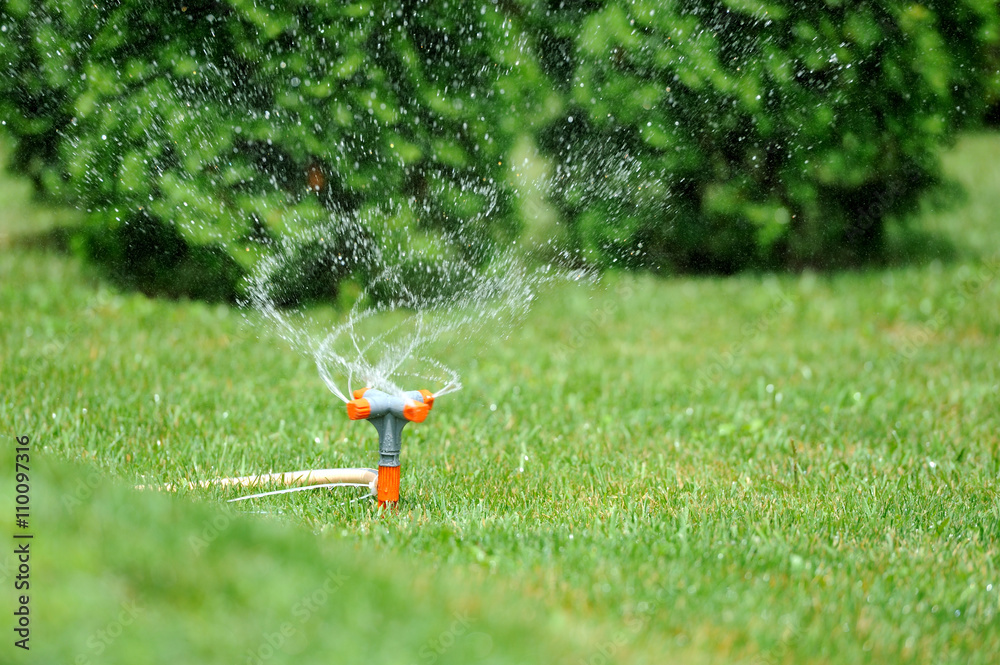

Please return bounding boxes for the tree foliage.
[0,0,546,301]
[1,0,998,298]
[531,0,1000,272]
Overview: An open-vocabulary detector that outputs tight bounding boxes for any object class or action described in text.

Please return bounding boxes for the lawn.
[1,133,999,664]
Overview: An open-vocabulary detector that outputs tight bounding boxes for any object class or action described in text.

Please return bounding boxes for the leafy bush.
[0,0,549,302]
[531,0,1000,272]
[3,0,998,295]
[986,42,1000,126]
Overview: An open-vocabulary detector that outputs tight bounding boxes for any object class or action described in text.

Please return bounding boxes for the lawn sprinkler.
[346,387,435,508]
[142,386,437,509]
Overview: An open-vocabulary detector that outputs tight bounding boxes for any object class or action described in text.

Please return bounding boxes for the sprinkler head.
[345,388,434,508]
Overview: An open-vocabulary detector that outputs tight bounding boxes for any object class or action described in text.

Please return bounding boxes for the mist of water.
[244,208,586,403]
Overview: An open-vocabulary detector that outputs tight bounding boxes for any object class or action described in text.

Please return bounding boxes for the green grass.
[2,134,1000,664]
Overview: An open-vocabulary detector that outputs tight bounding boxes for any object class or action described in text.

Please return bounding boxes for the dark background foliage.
[531,0,1000,273]
[1,0,997,300]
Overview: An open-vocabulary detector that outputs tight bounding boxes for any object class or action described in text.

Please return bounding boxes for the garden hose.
[139,468,377,495]
[140,387,436,509]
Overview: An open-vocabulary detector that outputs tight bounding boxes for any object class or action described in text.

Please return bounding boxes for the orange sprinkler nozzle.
[403,400,430,423]
[352,387,369,400]
[418,389,435,409]
[377,465,401,507]
[346,398,371,420]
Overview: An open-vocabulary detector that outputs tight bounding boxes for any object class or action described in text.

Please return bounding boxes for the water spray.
[141,213,568,508]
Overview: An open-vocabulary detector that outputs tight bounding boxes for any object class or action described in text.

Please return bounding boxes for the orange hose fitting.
[418,389,435,409]
[352,387,369,400]
[403,400,430,423]
[377,465,400,507]
[346,398,371,420]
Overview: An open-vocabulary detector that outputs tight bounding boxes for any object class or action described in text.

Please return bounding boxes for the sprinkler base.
[377,464,401,508]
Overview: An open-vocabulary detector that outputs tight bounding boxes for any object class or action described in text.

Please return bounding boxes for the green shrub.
[986,42,1000,126]
[0,0,550,302]
[530,0,1000,272]
[4,1,997,292]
